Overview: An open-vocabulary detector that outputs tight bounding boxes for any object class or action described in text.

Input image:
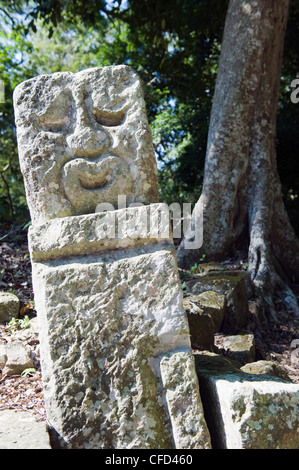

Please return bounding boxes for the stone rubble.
[215,332,256,365]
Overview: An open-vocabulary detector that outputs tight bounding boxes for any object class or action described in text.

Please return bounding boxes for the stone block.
[0,410,51,449]
[159,350,211,449]
[195,352,299,449]
[28,207,211,449]
[183,291,225,350]
[215,332,256,365]
[0,292,20,323]
[195,262,227,276]
[0,341,33,376]
[190,271,249,330]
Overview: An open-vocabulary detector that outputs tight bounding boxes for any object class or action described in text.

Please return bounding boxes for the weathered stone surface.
[190,271,249,330]
[241,360,291,382]
[0,410,51,449]
[194,291,226,330]
[195,352,299,449]
[29,208,210,449]
[14,65,158,224]
[0,341,33,376]
[215,332,256,365]
[183,291,225,350]
[0,292,20,323]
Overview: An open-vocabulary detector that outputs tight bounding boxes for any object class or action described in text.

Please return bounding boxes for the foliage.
[0,17,31,223]
[277,0,299,235]
[7,314,32,332]
[21,367,36,377]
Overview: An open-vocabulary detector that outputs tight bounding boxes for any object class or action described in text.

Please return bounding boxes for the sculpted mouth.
[63,155,119,190]
[62,154,133,212]
[78,169,112,190]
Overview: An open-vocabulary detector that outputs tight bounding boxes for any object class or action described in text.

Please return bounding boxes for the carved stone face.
[14,66,159,224]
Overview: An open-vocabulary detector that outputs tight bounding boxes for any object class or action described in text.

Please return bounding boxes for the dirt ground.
[0,225,298,422]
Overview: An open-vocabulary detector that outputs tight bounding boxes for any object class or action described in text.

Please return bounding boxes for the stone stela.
[13,65,211,449]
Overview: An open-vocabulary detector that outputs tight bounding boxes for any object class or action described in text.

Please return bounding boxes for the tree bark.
[177,0,299,318]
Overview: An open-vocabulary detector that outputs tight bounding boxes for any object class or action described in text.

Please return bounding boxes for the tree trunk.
[177,0,299,318]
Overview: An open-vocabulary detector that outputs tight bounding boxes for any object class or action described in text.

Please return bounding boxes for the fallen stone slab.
[195,352,299,449]
[195,263,254,298]
[0,410,51,449]
[0,292,20,324]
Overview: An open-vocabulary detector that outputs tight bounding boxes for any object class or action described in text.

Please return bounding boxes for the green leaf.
[21,368,36,377]
[190,263,198,274]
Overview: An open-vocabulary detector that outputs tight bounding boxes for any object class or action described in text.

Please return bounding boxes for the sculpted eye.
[34,89,73,133]
[39,115,70,132]
[92,108,125,127]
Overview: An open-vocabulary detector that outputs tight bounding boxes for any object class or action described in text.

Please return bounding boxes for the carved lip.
[79,174,112,190]
[78,169,112,190]
[63,154,120,191]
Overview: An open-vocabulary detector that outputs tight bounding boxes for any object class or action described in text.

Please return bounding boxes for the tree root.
[248,241,299,322]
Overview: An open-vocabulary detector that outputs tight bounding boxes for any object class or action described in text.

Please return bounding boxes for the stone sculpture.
[14,65,211,449]
[14,65,159,224]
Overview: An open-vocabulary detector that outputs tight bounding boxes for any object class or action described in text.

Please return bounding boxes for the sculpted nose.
[66,111,109,158]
